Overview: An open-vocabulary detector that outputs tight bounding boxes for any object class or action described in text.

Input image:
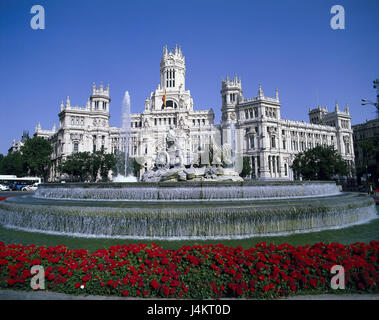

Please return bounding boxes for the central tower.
[160,45,186,91]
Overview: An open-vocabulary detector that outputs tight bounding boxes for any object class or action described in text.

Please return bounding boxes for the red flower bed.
[0,241,378,298]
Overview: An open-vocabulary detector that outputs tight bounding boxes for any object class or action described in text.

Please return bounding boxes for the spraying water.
[113,91,137,182]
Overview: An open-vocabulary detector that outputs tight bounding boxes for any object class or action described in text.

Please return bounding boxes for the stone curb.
[1,289,378,300]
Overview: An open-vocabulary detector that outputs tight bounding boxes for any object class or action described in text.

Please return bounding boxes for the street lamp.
[361,79,379,119]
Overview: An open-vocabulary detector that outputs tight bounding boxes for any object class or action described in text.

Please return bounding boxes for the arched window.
[165,100,178,109]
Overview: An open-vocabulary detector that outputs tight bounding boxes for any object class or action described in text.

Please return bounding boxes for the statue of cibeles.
[222,143,233,167]
[165,126,184,167]
[155,150,170,169]
[211,138,222,166]
[166,125,176,150]
[190,150,200,167]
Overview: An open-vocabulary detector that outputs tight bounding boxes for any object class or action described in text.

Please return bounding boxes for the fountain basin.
[0,181,376,240]
[34,181,341,201]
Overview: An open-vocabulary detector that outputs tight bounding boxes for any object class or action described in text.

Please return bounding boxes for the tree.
[58,152,92,182]
[240,157,252,178]
[0,154,3,173]
[58,149,116,182]
[291,145,348,180]
[20,137,52,179]
[92,149,116,181]
[0,151,27,176]
[356,139,379,188]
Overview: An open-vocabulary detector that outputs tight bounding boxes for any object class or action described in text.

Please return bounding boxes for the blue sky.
[0,0,378,155]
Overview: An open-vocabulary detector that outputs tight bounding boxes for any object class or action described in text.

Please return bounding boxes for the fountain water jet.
[113,91,137,183]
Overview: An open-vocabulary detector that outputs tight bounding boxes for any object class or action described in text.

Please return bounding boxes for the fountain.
[0,94,376,239]
[0,182,376,239]
[112,91,137,183]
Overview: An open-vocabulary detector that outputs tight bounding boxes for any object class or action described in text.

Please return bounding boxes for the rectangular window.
[73,143,78,153]
[271,137,276,149]
[250,137,255,149]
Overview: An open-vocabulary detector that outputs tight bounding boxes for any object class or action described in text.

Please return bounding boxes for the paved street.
[0,289,378,300]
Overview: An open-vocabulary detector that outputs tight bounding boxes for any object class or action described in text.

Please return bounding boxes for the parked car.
[0,184,10,191]
[21,184,38,191]
[7,183,18,191]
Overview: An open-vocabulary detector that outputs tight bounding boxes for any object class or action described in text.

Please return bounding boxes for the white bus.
[0,175,42,190]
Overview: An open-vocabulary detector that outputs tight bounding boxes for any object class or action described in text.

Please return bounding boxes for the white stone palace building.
[34,45,355,181]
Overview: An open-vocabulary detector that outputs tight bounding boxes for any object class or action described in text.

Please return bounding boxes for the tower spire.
[258,84,264,99]
[335,101,339,112]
